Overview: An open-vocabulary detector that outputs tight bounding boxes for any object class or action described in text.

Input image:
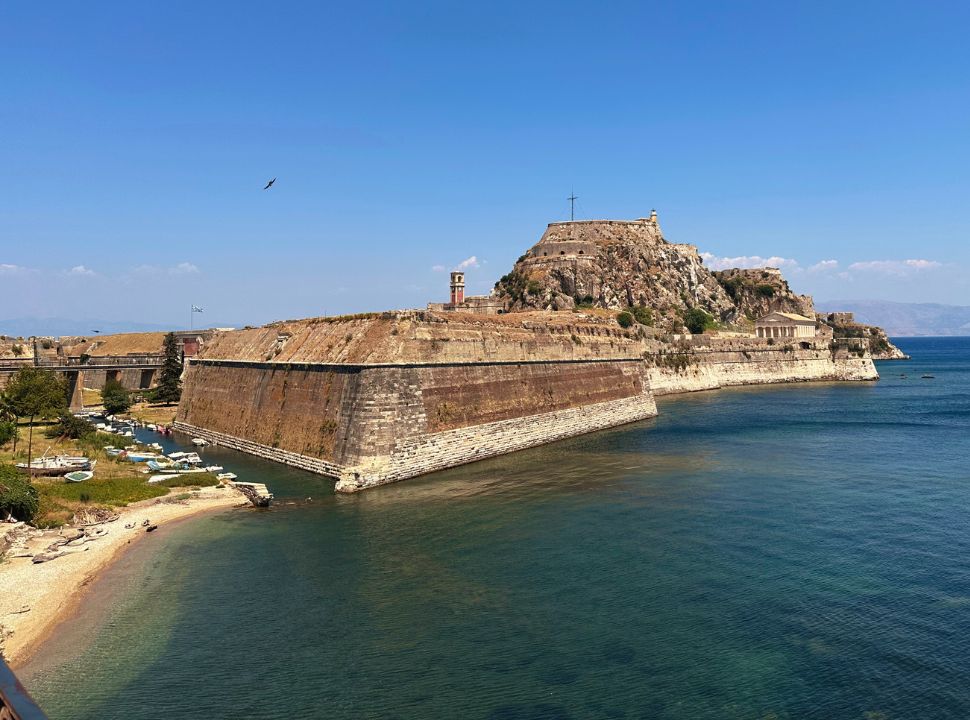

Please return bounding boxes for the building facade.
[755,311,816,339]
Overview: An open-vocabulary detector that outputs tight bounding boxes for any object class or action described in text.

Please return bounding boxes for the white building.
[755,311,816,339]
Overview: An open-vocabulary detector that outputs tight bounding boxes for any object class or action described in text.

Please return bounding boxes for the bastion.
[174,311,659,492]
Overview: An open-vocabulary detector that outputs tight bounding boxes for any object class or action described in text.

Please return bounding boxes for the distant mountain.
[0,317,208,338]
[815,300,970,337]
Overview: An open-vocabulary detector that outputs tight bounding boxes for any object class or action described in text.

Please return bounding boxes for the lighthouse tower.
[449,271,465,305]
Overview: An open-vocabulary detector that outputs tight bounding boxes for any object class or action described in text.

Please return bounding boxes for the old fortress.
[166,213,892,491]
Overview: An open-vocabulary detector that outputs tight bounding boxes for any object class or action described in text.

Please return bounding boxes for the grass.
[150,474,220,489]
[126,401,178,426]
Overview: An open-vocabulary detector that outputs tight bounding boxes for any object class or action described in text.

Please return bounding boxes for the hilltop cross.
[568,192,578,221]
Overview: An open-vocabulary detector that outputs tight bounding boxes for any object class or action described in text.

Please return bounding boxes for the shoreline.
[1,487,247,668]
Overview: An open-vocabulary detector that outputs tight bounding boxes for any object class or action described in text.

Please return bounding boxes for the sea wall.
[175,355,657,491]
[646,343,877,395]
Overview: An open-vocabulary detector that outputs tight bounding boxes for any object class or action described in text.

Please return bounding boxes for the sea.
[18,337,970,719]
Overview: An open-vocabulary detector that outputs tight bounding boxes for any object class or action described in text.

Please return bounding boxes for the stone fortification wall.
[175,355,656,491]
[646,343,877,395]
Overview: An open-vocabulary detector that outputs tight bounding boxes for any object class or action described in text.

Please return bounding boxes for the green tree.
[102,379,132,415]
[154,332,183,404]
[684,307,713,335]
[4,366,67,463]
[0,464,39,523]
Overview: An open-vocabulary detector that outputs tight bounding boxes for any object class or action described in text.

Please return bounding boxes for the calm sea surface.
[19,337,970,719]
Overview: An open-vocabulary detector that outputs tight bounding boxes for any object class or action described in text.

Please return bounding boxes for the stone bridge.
[0,355,165,410]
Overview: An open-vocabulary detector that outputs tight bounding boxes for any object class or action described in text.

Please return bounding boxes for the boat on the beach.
[64,471,94,483]
[217,472,237,481]
[17,455,95,476]
[184,453,202,465]
[126,452,164,463]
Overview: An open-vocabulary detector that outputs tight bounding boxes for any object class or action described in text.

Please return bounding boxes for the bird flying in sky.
[263,177,276,190]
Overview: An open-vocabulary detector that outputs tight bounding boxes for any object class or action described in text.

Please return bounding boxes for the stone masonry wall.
[646,346,877,395]
[176,357,655,489]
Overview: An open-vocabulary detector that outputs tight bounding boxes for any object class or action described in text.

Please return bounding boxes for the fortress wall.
[174,357,657,491]
[176,361,359,462]
[646,346,877,395]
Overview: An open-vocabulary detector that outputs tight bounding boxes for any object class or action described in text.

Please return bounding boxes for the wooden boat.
[65,471,93,483]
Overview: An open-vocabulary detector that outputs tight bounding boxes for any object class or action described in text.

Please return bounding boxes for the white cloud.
[0,263,27,274]
[68,265,95,276]
[808,260,839,273]
[456,255,479,270]
[847,259,942,275]
[170,262,199,275]
[700,253,799,271]
[431,264,446,272]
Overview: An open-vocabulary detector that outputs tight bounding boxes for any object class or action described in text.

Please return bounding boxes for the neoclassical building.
[755,311,816,339]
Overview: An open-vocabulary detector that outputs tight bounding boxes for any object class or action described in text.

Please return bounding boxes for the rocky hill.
[493,215,907,359]
[495,216,811,332]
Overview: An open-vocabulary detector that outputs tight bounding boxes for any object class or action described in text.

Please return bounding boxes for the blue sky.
[2,1,969,329]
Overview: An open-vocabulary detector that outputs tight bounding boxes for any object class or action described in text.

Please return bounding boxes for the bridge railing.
[0,657,48,719]
[0,356,165,369]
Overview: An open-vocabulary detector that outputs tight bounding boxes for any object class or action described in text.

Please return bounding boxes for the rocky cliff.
[819,313,910,360]
[495,218,813,332]
[495,217,903,361]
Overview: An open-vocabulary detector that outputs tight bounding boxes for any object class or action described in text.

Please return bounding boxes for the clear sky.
[2,1,969,329]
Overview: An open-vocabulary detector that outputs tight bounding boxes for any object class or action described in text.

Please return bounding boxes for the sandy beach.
[0,486,247,667]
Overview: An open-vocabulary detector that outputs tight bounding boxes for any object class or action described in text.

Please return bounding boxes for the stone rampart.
[176,356,657,491]
[646,345,877,395]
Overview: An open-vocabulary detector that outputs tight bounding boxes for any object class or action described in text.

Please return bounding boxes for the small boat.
[921,374,935,379]
[147,424,157,431]
[204,465,224,473]
[17,455,95,476]
[65,471,93,483]
[184,453,202,465]
[168,451,187,460]
[217,472,237,481]
[105,448,124,457]
[191,438,209,447]
[149,442,163,451]
[126,452,164,463]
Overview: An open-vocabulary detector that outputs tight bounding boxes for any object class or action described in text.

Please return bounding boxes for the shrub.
[755,284,776,298]
[684,307,713,335]
[616,311,634,329]
[526,280,542,296]
[0,421,15,448]
[0,465,39,522]
[629,305,653,326]
[102,379,132,415]
[46,414,95,439]
[11,344,24,357]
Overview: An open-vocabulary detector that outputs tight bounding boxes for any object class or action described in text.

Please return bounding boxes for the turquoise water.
[20,337,970,719]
